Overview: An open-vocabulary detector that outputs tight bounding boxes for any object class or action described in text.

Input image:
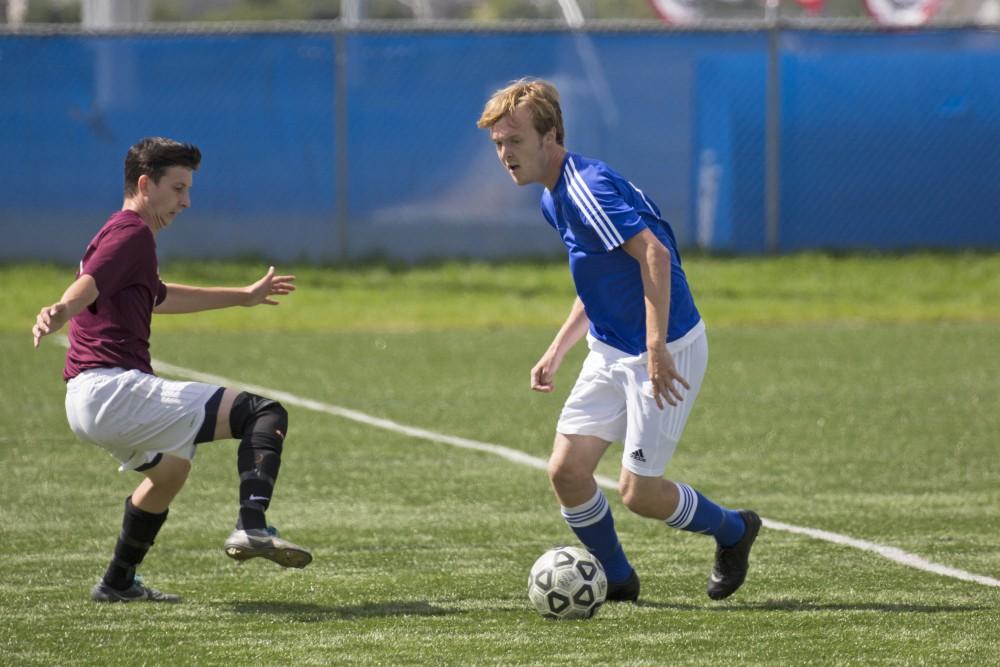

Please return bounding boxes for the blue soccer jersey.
[541,152,701,355]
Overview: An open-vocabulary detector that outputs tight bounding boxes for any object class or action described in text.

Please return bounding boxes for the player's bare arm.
[622,228,690,409]
[531,297,590,392]
[155,266,296,314]
[32,274,99,348]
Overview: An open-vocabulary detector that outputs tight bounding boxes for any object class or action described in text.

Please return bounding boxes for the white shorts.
[65,368,222,472]
[556,320,708,477]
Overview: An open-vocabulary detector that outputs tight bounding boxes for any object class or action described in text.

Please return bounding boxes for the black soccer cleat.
[91,575,181,603]
[606,568,640,602]
[707,510,762,600]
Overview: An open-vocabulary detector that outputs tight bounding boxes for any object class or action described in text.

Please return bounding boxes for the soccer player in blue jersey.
[478,79,762,601]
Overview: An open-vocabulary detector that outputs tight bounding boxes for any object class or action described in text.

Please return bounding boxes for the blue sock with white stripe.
[666,482,746,547]
[561,489,634,583]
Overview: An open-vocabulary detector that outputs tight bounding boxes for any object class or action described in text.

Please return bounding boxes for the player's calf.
[98,496,169,594]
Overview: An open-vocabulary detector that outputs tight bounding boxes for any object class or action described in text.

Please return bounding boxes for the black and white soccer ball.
[527,545,607,620]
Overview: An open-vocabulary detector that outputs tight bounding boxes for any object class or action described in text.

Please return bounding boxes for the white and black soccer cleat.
[90,575,181,603]
[223,526,312,569]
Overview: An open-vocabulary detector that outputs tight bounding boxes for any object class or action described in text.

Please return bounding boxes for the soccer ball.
[527,545,607,620]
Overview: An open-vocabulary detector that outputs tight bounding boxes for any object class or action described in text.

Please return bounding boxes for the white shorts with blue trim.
[556,320,708,477]
[65,367,221,472]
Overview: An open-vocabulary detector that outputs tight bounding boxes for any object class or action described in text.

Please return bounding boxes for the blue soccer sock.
[561,489,634,583]
[665,482,746,547]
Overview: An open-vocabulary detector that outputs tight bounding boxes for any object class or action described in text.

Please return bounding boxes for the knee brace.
[229,392,288,454]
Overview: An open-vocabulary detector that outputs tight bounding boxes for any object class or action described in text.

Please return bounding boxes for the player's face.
[491,106,550,187]
[142,166,193,231]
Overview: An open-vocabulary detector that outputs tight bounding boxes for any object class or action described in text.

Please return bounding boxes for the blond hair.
[477,78,564,146]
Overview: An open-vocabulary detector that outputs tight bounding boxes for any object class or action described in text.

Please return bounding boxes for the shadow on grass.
[636,599,991,614]
[227,599,461,621]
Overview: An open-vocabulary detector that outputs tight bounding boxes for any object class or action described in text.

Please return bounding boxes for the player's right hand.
[32,303,67,348]
[646,343,690,409]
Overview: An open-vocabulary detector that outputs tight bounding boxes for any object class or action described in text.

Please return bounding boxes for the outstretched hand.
[245,266,296,306]
[32,302,69,348]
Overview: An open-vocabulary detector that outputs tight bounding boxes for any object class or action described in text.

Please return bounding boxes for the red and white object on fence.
[864,0,942,26]
[648,0,703,24]
[650,0,942,25]
[796,0,825,14]
[650,0,826,23]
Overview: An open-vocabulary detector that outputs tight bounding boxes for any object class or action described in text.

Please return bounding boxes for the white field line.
[57,338,1000,589]
[762,519,1000,588]
[151,357,1000,589]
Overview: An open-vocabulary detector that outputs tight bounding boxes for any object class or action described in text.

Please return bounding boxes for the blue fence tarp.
[1,28,998,261]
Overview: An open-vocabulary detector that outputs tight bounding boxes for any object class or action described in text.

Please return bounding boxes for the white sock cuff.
[665,482,698,529]
[561,489,610,528]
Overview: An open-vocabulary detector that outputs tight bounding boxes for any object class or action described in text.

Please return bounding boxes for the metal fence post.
[334,26,350,262]
[765,0,782,253]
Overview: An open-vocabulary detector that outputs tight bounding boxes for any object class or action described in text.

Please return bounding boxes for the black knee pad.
[229,392,288,451]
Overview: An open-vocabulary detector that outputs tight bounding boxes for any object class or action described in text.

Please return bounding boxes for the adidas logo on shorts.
[629,448,647,463]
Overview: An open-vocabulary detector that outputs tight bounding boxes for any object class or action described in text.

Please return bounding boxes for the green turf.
[3,257,998,665]
[9,252,1000,336]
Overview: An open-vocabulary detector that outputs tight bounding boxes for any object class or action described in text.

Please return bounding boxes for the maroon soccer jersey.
[63,210,168,381]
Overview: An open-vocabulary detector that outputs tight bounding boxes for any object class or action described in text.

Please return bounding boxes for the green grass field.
[2,255,999,666]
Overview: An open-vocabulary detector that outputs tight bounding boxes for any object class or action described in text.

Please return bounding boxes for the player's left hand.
[647,343,690,409]
[245,266,296,306]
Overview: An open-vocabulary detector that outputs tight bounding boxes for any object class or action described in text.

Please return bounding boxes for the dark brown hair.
[124,137,201,196]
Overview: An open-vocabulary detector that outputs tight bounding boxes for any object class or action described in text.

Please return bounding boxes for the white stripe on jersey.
[629,180,655,214]
[565,158,625,250]
[563,161,613,248]
[566,158,623,248]
[566,176,614,249]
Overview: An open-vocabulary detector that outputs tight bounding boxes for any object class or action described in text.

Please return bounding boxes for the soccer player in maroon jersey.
[32,137,312,603]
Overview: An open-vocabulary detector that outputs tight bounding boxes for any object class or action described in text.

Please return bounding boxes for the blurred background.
[2,0,999,262]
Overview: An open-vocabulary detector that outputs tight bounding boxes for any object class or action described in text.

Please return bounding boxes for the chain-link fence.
[1,20,999,261]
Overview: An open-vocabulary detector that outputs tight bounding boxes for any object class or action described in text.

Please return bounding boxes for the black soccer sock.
[102,496,168,590]
[236,438,282,531]
[230,394,288,532]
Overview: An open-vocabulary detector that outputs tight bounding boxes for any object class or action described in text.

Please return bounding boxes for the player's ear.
[136,174,150,196]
